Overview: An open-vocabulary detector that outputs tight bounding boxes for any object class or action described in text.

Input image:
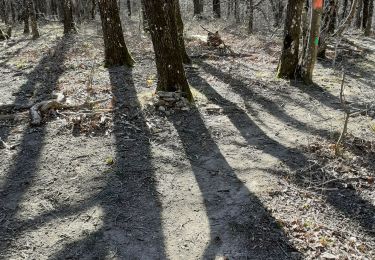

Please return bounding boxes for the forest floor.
[0,20,374,260]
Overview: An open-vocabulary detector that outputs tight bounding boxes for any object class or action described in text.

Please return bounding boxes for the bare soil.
[0,21,374,259]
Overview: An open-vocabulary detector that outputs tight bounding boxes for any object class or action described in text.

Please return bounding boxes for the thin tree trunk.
[356,0,363,28]
[300,0,324,83]
[342,0,349,19]
[363,0,369,28]
[247,0,254,33]
[127,0,131,17]
[277,0,304,79]
[28,0,40,39]
[364,0,373,35]
[234,0,240,22]
[143,0,193,101]
[23,0,30,34]
[98,0,134,67]
[63,0,76,34]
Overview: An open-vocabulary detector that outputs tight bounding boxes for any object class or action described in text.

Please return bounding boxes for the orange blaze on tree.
[313,0,324,9]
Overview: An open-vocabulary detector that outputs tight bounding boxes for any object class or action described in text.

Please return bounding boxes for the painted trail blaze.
[313,0,324,9]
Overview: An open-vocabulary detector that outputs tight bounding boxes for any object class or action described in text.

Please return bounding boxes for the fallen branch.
[335,72,350,155]
[30,98,111,126]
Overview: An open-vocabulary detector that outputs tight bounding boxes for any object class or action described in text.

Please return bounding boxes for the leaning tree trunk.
[63,0,76,33]
[143,0,193,101]
[364,0,373,35]
[28,0,40,39]
[276,0,304,79]
[213,0,221,18]
[299,0,324,83]
[174,0,191,64]
[98,0,134,67]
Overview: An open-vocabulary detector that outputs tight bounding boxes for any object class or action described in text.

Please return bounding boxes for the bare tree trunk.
[356,0,363,28]
[299,0,324,83]
[143,0,193,101]
[98,0,134,67]
[23,0,30,34]
[318,0,337,58]
[247,0,254,33]
[193,0,203,16]
[277,0,304,78]
[213,0,221,18]
[342,0,349,19]
[63,0,76,34]
[127,0,131,17]
[174,0,191,64]
[364,0,374,35]
[28,0,40,39]
[363,0,369,28]
[234,0,240,22]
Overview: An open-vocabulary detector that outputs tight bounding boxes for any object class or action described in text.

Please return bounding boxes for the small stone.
[158,106,166,112]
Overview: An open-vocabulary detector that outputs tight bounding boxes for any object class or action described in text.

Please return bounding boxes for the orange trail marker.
[313,0,324,9]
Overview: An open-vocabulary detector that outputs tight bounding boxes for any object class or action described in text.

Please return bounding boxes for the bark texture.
[277,0,304,79]
[143,0,193,101]
[98,0,135,67]
[63,0,76,34]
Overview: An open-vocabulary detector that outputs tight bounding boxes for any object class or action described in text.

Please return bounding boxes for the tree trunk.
[193,0,203,16]
[98,0,134,67]
[174,0,191,64]
[234,0,240,22]
[356,0,363,28]
[247,0,254,33]
[318,0,337,58]
[363,0,369,28]
[213,0,221,18]
[91,0,96,19]
[299,0,324,83]
[364,0,373,35]
[10,1,16,23]
[23,0,30,34]
[28,0,40,39]
[342,0,348,19]
[127,0,131,17]
[277,0,304,79]
[143,0,193,101]
[63,0,76,33]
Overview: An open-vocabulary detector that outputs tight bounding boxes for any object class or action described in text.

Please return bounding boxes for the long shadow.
[195,60,334,139]
[168,108,299,259]
[188,65,375,237]
[50,66,166,259]
[0,35,76,256]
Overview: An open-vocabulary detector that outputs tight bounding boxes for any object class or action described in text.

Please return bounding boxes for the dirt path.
[0,23,374,259]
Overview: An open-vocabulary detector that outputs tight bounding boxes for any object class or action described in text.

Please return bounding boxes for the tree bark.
[63,0,76,34]
[28,0,40,39]
[234,0,240,22]
[247,0,254,33]
[363,0,369,28]
[127,0,131,17]
[276,0,304,79]
[299,0,324,83]
[364,0,373,35]
[174,0,191,64]
[23,0,30,34]
[98,0,135,67]
[356,0,363,28]
[143,0,193,101]
[213,0,221,18]
[193,0,204,16]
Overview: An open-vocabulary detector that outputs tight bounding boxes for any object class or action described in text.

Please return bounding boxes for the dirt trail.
[0,23,374,259]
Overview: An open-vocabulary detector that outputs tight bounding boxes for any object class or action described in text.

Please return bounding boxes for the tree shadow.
[188,63,375,237]
[49,66,166,259]
[167,108,300,259]
[0,35,76,256]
